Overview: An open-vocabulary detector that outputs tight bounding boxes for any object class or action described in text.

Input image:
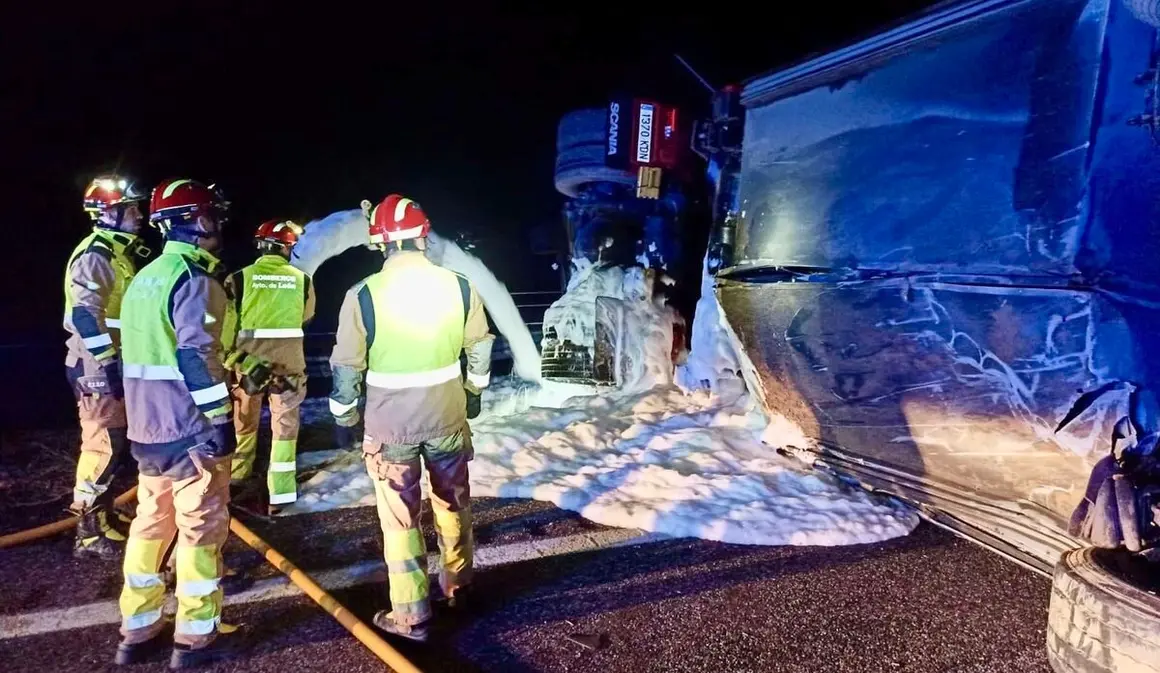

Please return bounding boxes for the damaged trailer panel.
[722,0,1160,571]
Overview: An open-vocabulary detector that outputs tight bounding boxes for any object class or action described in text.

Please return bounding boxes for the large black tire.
[554,108,634,197]
[1124,0,1160,27]
[1047,547,1160,673]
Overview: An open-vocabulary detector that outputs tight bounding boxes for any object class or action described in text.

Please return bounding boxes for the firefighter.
[114,178,242,668]
[226,219,315,514]
[329,194,494,642]
[65,175,148,560]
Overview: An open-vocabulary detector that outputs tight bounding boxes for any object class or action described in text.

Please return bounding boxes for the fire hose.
[0,486,139,549]
[227,516,424,673]
[0,431,419,669]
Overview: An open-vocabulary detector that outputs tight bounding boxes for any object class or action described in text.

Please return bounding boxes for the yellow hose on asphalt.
[228,516,424,673]
[0,486,139,549]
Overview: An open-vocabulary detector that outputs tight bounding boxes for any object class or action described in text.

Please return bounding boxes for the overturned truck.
[702,0,1160,670]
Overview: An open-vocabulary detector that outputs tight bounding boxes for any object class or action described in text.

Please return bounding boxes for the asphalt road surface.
[0,498,1052,673]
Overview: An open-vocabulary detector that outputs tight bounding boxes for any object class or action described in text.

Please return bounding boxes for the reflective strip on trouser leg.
[267,439,297,504]
[432,505,473,593]
[231,431,258,481]
[230,385,263,481]
[73,396,127,507]
[120,472,177,643]
[175,543,223,639]
[172,453,231,647]
[371,474,430,625]
[120,537,170,634]
[267,385,304,504]
[425,448,474,593]
[74,447,111,507]
[384,528,429,623]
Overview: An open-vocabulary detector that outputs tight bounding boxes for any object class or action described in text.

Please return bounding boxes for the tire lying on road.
[1047,546,1160,673]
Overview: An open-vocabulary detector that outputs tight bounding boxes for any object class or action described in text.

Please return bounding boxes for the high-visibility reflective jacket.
[120,241,233,444]
[225,254,315,376]
[62,228,139,367]
[329,251,494,444]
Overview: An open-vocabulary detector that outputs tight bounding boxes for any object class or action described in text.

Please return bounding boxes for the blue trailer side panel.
[724,0,1159,558]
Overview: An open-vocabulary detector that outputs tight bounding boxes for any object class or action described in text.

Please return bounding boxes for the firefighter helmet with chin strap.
[254,219,303,252]
[83,175,147,224]
[149,178,230,240]
[363,194,430,250]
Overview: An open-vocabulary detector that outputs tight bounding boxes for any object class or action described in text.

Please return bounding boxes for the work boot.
[434,584,473,611]
[114,626,171,665]
[74,506,127,561]
[372,611,429,643]
[169,624,245,670]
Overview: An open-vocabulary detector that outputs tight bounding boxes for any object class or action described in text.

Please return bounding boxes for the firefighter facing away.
[329,194,494,641]
[225,219,315,514]
[64,175,148,560]
[114,178,243,668]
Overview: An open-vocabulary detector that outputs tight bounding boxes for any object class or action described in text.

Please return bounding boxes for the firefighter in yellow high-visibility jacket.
[329,194,494,642]
[225,219,315,514]
[63,175,148,560]
[115,179,243,669]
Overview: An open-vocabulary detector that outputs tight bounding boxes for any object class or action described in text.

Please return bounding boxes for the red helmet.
[149,178,229,232]
[254,219,303,248]
[366,194,430,246]
[83,175,146,220]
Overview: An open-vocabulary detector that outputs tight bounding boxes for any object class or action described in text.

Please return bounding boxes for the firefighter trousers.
[231,377,306,505]
[67,361,130,510]
[119,437,232,648]
[364,428,473,625]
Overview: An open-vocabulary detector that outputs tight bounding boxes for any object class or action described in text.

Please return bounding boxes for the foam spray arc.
[425,231,542,380]
[289,209,543,381]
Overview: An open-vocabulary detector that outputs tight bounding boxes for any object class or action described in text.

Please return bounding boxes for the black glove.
[239,361,272,396]
[466,390,481,420]
[103,360,125,399]
[208,422,237,457]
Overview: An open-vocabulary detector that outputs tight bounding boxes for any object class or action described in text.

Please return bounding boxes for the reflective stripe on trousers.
[366,437,473,626]
[230,381,305,504]
[372,477,431,625]
[119,452,231,648]
[72,393,128,508]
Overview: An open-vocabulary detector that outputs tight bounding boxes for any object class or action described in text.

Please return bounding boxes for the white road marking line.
[0,528,660,640]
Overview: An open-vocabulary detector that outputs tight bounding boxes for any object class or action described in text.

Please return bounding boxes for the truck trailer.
[700,0,1160,670]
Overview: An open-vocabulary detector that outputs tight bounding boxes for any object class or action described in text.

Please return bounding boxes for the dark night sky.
[1,1,937,342]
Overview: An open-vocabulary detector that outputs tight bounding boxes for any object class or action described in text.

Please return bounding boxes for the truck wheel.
[1047,546,1160,673]
[554,108,634,197]
[556,108,607,151]
[1123,0,1160,27]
